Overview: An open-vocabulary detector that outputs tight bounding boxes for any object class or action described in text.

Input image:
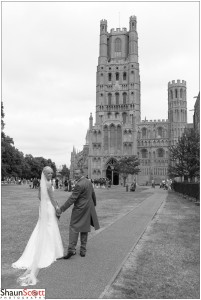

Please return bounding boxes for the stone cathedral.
[70,16,188,185]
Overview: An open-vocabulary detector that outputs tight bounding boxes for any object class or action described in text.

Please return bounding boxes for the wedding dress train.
[12,171,64,286]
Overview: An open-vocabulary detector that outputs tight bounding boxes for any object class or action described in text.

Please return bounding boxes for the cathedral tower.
[168,80,187,145]
[87,15,141,182]
[70,16,190,186]
[96,15,141,126]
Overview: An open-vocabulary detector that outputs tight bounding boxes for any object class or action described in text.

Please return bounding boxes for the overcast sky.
[2,1,199,168]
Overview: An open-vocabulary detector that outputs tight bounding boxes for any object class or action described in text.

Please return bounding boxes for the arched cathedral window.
[115,38,121,57]
[116,72,119,81]
[117,125,122,150]
[108,73,112,82]
[142,127,147,138]
[170,90,173,99]
[180,89,183,98]
[115,93,119,105]
[123,92,127,104]
[128,143,132,155]
[110,124,115,148]
[157,127,163,138]
[104,126,108,150]
[108,93,112,106]
[141,149,148,158]
[122,112,127,124]
[123,72,127,80]
[157,148,164,158]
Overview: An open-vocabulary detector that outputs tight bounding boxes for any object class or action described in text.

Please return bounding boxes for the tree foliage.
[168,128,200,181]
[2,144,57,180]
[115,155,140,185]
[1,101,57,180]
[60,164,70,179]
[1,101,5,130]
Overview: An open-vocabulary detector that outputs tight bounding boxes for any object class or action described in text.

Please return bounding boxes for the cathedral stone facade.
[70,16,188,185]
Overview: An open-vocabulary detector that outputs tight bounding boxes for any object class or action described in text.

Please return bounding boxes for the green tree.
[1,101,5,131]
[60,164,70,179]
[1,102,17,179]
[115,155,141,186]
[24,155,57,179]
[1,100,14,146]
[1,100,58,179]
[168,128,200,181]
[1,142,24,178]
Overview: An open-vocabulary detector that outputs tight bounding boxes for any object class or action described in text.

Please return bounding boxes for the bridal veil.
[12,167,58,286]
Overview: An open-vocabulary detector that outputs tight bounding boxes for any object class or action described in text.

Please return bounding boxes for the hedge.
[172,181,200,201]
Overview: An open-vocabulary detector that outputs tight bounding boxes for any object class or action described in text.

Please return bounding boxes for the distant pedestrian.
[151,179,155,188]
[32,178,38,189]
[59,180,62,189]
[130,180,136,192]
[64,179,68,191]
[55,178,59,189]
[107,179,111,189]
[29,179,32,189]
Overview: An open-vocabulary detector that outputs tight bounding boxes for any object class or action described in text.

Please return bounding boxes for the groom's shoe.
[80,252,86,257]
[63,251,76,259]
[57,251,76,260]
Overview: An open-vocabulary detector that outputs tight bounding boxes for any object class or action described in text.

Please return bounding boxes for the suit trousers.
[68,225,88,254]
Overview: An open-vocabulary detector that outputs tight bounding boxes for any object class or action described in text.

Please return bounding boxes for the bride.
[12,166,64,286]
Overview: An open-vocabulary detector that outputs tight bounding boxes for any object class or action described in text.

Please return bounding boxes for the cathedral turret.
[168,80,187,145]
[70,146,76,178]
[129,15,137,31]
[98,19,108,65]
[128,15,140,122]
[129,15,138,63]
[89,113,93,129]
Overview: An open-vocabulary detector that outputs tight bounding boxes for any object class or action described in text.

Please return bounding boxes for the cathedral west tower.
[70,16,189,185]
[86,16,141,183]
[96,16,141,126]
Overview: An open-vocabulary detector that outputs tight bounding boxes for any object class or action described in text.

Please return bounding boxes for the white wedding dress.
[12,171,64,286]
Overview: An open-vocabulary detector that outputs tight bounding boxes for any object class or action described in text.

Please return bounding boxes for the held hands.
[56,206,62,220]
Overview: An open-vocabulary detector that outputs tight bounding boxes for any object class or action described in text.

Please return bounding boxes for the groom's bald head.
[74,169,83,180]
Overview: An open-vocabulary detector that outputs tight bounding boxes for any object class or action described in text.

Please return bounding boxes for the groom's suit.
[60,176,100,255]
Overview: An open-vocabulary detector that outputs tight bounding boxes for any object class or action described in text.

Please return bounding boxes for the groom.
[56,169,100,259]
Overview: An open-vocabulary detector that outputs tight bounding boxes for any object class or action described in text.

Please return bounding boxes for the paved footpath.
[32,188,167,299]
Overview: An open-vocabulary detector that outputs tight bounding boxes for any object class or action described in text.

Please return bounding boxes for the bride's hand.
[56,206,61,220]
[56,206,61,215]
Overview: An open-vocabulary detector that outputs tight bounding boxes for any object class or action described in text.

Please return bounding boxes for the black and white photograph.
[1,1,200,299]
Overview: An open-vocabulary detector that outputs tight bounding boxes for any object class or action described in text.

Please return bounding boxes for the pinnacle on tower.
[100,19,107,33]
[129,15,137,31]
[89,113,93,129]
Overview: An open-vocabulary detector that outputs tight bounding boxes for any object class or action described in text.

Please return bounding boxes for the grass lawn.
[1,183,151,286]
[102,191,200,299]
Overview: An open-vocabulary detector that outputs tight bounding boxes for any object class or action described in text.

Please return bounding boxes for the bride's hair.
[43,166,53,174]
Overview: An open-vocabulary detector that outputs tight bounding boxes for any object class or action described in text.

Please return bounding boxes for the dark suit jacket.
[60,177,100,232]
